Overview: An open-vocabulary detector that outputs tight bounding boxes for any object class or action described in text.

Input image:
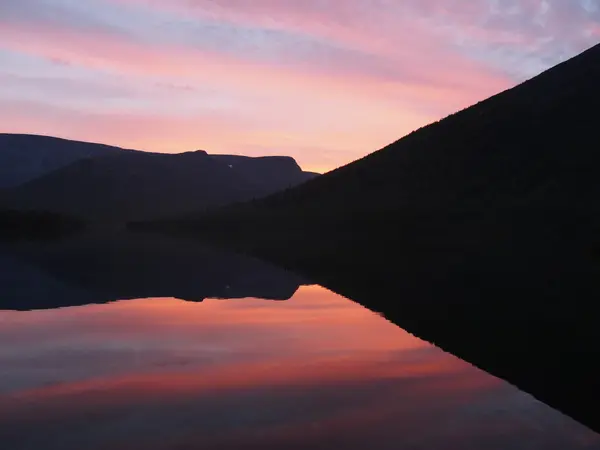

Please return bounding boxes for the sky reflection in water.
[0,285,598,450]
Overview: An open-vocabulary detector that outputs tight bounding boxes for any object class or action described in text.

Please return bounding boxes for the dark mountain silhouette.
[2,145,317,222]
[0,233,305,311]
[212,154,320,186]
[0,210,85,241]
[0,134,129,188]
[132,43,600,432]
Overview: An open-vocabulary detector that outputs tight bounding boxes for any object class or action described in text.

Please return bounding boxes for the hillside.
[212,154,319,188]
[3,148,317,222]
[0,210,84,241]
[165,42,600,225]
[133,42,600,431]
[0,134,129,188]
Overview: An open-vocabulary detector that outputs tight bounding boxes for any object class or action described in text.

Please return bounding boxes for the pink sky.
[1,0,599,172]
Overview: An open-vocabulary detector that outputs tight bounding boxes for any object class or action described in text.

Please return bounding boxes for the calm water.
[1,285,599,450]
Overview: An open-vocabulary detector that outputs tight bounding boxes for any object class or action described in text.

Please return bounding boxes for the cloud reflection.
[0,286,598,449]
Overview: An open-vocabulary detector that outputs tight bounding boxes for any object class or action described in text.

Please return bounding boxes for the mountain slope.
[135,43,600,431]
[177,42,600,221]
[3,149,318,222]
[212,154,318,188]
[151,42,600,257]
[0,210,84,240]
[0,134,129,188]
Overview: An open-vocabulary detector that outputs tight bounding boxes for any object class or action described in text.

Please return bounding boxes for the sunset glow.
[1,1,599,171]
[1,286,596,449]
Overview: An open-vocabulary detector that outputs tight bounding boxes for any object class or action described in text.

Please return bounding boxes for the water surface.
[0,285,598,450]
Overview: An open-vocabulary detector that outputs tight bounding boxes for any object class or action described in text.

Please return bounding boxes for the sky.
[1,1,599,172]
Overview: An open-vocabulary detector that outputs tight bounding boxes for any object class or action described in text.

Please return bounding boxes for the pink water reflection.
[0,286,597,449]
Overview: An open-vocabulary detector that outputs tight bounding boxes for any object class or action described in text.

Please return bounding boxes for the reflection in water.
[0,286,598,450]
[0,234,304,310]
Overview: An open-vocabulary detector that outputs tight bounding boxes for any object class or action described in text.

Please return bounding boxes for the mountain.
[0,233,305,311]
[0,210,84,241]
[212,154,319,187]
[0,134,129,188]
[162,42,600,226]
[133,43,600,431]
[1,144,318,222]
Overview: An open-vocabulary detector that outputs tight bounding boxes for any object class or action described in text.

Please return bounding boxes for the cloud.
[112,0,600,75]
[0,0,598,170]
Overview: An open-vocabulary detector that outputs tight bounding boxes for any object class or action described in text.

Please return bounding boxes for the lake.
[0,238,599,449]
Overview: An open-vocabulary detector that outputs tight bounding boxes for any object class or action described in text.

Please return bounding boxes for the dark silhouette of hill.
[212,154,319,186]
[0,233,304,311]
[0,210,85,241]
[2,149,317,222]
[0,134,129,188]
[131,42,600,432]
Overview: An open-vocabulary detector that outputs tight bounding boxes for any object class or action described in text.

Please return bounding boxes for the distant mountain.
[0,134,129,188]
[165,42,600,226]
[1,138,317,222]
[212,154,320,188]
[145,41,600,260]
[134,43,600,432]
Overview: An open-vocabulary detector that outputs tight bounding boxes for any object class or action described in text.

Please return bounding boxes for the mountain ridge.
[0,133,132,188]
[0,134,317,222]
[132,42,600,432]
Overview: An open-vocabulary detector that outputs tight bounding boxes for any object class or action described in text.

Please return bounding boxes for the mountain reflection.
[0,286,598,450]
[0,234,304,310]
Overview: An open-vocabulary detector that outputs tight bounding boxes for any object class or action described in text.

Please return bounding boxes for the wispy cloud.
[1,0,598,171]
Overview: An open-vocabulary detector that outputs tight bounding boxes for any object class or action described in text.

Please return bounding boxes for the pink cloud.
[0,10,513,170]
[10,0,588,170]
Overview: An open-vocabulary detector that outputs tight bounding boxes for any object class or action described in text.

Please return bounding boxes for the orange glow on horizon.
[0,4,515,171]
